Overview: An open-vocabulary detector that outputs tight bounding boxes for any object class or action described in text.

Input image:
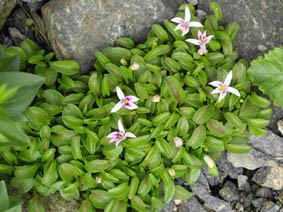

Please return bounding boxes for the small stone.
[184,196,208,212]
[186,0,198,6]
[252,198,265,209]
[0,34,13,48]
[161,200,175,212]
[8,27,27,46]
[256,187,273,198]
[252,166,283,190]
[196,9,207,22]
[243,193,253,208]
[0,0,17,30]
[219,181,239,202]
[278,120,283,136]
[26,2,43,12]
[217,152,243,179]
[261,201,280,212]
[203,167,220,187]
[237,175,249,190]
[174,199,182,205]
[279,208,283,212]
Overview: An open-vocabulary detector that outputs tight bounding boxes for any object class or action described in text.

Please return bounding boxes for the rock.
[161,200,175,212]
[41,0,186,73]
[252,166,283,190]
[184,196,208,212]
[217,152,243,179]
[203,167,221,187]
[196,9,208,22]
[219,181,239,202]
[261,201,280,212]
[237,175,250,191]
[26,2,43,12]
[8,27,27,46]
[243,193,254,208]
[252,198,265,210]
[186,0,198,6]
[198,0,283,62]
[0,33,13,48]
[44,193,80,212]
[278,120,283,136]
[0,0,17,30]
[268,103,283,136]
[256,187,273,198]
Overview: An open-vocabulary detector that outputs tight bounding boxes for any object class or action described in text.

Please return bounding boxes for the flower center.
[124,99,129,104]
[219,85,225,92]
[118,135,123,139]
[182,22,189,28]
[201,37,206,42]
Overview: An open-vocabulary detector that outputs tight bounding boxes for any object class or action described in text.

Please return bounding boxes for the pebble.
[252,198,266,209]
[8,27,27,46]
[237,175,250,191]
[186,0,198,6]
[196,9,208,22]
[183,196,208,212]
[256,187,273,198]
[219,181,239,202]
[261,200,280,212]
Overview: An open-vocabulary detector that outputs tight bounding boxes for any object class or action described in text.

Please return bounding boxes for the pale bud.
[168,168,176,177]
[152,95,161,102]
[198,49,205,56]
[96,177,102,184]
[174,199,182,205]
[120,58,128,66]
[130,62,140,70]
[174,137,183,148]
[204,155,215,168]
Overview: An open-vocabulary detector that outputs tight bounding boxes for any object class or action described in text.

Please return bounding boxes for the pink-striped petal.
[181,27,190,36]
[175,23,184,31]
[227,87,241,97]
[205,35,214,44]
[218,91,227,102]
[198,30,202,40]
[111,101,123,113]
[224,71,233,86]
[124,102,138,110]
[208,81,224,87]
[185,7,191,22]
[186,39,201,46]
[107,132,120,138]
[200,44,207,54]
[118,119,125,133]
[171,17,184,24]
[109,137,117,144]
[116,86,125,100]
[126,96,139,102]
[125,132,136,138]
[203,31,207,38]
[189,21,203,28]
[211,87,221,94]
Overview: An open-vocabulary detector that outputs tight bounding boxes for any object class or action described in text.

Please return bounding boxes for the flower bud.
[152,95,161,102]
[130,62,140,70]
[174,137,183,148]
[204,155,215,168]
[198,49,205,55]
[168,168,176,177]
[120,58,128,66]
[96,177,102,184]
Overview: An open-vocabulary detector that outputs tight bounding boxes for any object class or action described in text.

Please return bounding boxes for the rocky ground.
[1,0,283,211]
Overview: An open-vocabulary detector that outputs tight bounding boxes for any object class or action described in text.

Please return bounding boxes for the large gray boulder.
[41,0,185,73]
[0,0,17,30]
[198,0,283,62]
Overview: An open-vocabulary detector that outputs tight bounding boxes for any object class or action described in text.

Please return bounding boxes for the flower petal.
[181,27,190,36]
[111,101,123,113]
[115,139,123,147]
[208,81,223,87]
[211,87,221,94]
[124,102,138,110]
[175,23,184,31]
[107,132,120,138]
[200,44,207,54]
[205,35,214,44]
[218,91,227,102]
[189,21,203,28]
[116,86,125,100]
[203,31,207,38]
[185,7,191,22]
[118,119,125,133]
[109,137,117,144]
[125,132,136,138]
[224,71,233,86]
[227,87,241,97]
[171,17,184,24]
[185,39,201,46]
[198,30,202,40]
[126,96,139,103]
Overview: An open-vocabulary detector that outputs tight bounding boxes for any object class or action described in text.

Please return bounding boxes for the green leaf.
[50,60,80,76]
[166,76,185,104]
[89,190,113,209]
[3,205,22,212]
[248,47,283,106]
[10,177,34,193]
[0,180,9,211]
[0,56,20,72]
[28,193,45,212]
[174,185,192,200]
[0,72,45,118]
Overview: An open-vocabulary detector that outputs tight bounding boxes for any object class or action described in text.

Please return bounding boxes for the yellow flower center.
[220,85,225,92]
[124,99,129,104]
[118,135,123,139]
[201,37,205,42]
[182,22,188,28]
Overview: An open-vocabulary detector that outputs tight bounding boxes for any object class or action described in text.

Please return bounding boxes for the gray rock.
[0,34,13,48]
[252,198,265,210]
[41,0,186,73]
[27,2,43,12]
[261,201,280,212]
[161,200,175,212]
[219,181,239,202]
[243,193,254,208]
[237,175,250,191]
[184,196,208,212]
[217,152,243,179]
[252,166,283,190]
[256,187,273,198]
[278,120,283,136]
[8,27,27,46]
[0,0,17,30]
[196,9,208,22]
[198,0,283,62]
[203,167,221,187]
[186,0,198,6]
[268,103,283,136]
[190,169,210,192]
